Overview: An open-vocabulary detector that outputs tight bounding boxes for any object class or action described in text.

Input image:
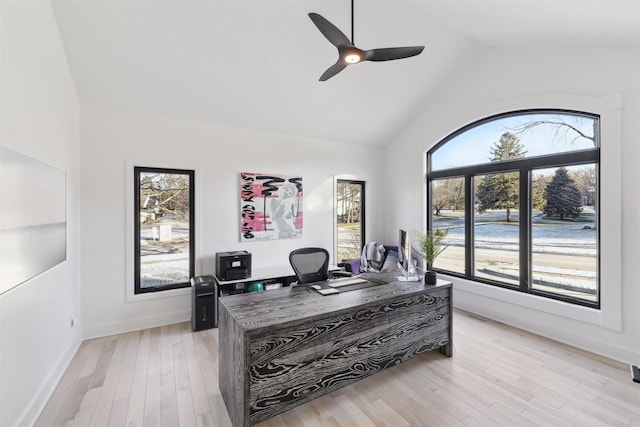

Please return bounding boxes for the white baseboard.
[83,309,191,340]
[18,337,82,427]
[454,296,637,365]
[17,310,191,426]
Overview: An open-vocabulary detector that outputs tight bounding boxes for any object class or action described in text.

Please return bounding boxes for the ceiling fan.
[308,0,424,81]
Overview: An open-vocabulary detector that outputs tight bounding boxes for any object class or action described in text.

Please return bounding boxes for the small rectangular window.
[336,180,365,262]
[134,167,194,294]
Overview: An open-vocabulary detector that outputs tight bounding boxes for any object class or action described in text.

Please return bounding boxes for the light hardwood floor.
[35,309,640,427]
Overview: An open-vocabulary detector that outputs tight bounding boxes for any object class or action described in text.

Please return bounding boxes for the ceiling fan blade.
[308,13,352,48]
[365,46,424,62]
[319,61,348,81]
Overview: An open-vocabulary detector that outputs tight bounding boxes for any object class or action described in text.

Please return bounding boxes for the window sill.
[445,274,604,327]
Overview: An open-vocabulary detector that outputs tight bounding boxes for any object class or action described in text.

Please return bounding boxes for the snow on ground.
[484,264,596,290]
[435,209,597,257]
[139,218,191,287]
[434,209,597,298]
[141,256,189,287]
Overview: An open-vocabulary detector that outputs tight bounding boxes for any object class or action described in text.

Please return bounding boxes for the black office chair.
[289,247,351,285]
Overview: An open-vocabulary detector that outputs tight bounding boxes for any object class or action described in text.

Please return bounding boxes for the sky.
[431,112,597,171]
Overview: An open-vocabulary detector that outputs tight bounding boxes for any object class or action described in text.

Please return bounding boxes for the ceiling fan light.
[344,53,361,63]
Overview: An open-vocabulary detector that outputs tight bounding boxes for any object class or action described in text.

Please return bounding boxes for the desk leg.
[439,342,453,357]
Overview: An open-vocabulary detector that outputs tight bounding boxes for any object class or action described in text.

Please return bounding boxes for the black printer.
[215,251,252,281]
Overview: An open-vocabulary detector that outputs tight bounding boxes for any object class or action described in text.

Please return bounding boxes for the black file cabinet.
[191,275,218,331]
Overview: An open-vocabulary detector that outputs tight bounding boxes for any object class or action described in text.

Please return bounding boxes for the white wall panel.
[79,106,385,339]
[0,2,81,426]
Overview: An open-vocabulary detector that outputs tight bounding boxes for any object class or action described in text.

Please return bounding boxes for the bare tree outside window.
[431,177,465,275]
[429,110,599,307]
[134,167,195,293]
[336,180,365,262]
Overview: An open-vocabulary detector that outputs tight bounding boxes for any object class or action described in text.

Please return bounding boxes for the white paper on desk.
[317,288,339,295]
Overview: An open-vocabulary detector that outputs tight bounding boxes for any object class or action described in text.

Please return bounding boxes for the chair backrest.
[289,247,330,285]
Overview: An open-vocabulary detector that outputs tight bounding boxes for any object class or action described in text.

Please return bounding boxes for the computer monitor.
[397,228,418,281]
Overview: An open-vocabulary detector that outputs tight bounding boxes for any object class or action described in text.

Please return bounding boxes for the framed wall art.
[240,172,302,241]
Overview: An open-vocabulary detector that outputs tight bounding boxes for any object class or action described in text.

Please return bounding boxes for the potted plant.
[414,228,448,285]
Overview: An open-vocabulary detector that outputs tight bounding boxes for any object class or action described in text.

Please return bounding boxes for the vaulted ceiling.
[51,0,640,147]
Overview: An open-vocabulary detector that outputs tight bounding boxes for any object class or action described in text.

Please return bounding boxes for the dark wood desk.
[218,274,452,427]
[211,265,340,328]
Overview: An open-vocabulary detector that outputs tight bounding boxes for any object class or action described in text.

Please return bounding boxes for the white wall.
[385,46,640,363]
[80,105,385,339]
[0,2,81,427]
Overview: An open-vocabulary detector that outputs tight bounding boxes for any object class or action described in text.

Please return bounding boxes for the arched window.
[427,110,599,307]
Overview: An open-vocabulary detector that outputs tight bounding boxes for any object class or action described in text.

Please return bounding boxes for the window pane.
[137,169,193,291]
[431,177,465,274]
[432,112,598,171]
[531,165,597,301]
[427,109,599,308]
[474,172,519,286]
[336,180,364,262]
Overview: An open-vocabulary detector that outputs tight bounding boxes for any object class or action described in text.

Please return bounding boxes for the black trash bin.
[190,275,218,331]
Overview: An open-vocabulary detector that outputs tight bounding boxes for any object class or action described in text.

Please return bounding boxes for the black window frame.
[336,179,366,262]
[134,166,195,294]
[427,109,600,308]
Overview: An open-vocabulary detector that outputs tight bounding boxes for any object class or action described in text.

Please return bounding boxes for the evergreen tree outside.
[475,132,526,222]
[543,167,583,219]
[532,175,548,212]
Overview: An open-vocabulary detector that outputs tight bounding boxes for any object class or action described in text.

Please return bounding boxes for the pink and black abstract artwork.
[240,172,303,241]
